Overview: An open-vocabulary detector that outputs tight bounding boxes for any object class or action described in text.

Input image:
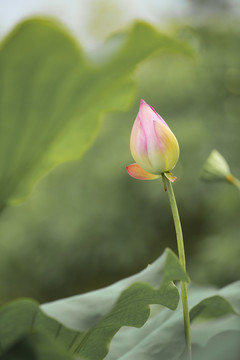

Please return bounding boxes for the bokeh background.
[0,0,240,305]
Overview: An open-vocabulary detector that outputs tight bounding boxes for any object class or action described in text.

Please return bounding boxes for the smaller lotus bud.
[200,150,231,182]
[200,150,240,191]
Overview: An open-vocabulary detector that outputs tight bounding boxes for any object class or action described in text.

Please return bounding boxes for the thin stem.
[232,176,240,191]
[164,175,192,359]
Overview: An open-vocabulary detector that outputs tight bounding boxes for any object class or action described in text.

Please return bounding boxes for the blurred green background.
[0,0,240,305]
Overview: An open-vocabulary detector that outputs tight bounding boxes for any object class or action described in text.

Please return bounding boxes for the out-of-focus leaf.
[0,17,192,208]
[1,331,75,360]
[0,299,76,359]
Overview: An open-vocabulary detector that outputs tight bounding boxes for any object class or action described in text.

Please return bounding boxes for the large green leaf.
[0,17,191,208]
[40,257,240,360]
[107,282,240,360]
[0,249,188,359]
[0,248,239,359]
[41,248,189,331]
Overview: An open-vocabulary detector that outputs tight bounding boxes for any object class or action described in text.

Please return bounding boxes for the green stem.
[232,176,240,191]
[164,175,192,359]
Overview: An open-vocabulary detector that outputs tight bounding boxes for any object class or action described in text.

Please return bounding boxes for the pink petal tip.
[126,163,161,180]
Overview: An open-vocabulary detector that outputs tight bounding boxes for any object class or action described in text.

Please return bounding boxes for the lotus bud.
[126,99,179,181]
[200,150,240,191]
[200,150,232,182]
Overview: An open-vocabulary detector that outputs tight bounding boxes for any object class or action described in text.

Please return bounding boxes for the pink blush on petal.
[148,105,169,128]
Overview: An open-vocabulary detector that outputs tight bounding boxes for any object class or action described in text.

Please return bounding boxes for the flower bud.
[200,150,232,182]
[126,99,179,180]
